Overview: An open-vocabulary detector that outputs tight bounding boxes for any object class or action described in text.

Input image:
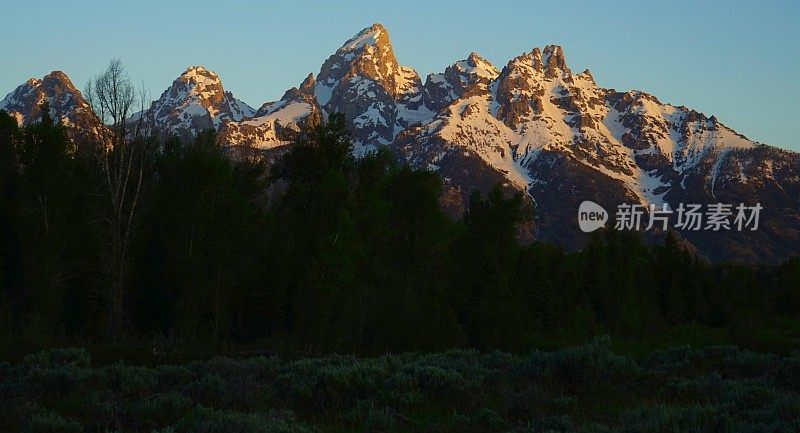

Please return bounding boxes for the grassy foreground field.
[1,338,799,433]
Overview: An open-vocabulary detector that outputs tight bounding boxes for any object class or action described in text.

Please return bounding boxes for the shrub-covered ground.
[1,338,799,433]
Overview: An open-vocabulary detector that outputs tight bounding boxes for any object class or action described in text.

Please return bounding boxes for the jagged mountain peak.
[422,53,500,113]
[0,70,103,140]
[465,51,491,66]
[170,65,225,104]
[576,69,595,84]
[299,73,315,94]
[136,65,254,140]
[218,72,322,149]
[456,52,499,82]
[312,23,430,151]
[315,23,405,104]
[504,45,572,79]
[182,64,214,74]
[333,23,395,70]
[23,77,42,87]
[541,45,566,66]
[178,65,222,85]
[337,23,389,53]
[41,70,78,88]
[222,23,420,152]
[540,45,570,77]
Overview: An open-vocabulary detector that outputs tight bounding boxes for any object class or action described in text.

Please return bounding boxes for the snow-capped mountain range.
[2,23,798,262]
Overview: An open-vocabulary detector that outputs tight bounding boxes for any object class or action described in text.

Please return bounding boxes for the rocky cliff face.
[0,71,104,142]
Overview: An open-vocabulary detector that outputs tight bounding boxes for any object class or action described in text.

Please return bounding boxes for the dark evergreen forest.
[1,104,799,361]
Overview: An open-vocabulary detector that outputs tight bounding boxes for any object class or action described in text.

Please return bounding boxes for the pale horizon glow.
[0,0,798,150]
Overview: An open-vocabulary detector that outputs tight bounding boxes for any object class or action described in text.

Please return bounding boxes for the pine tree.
[453,185,529,350]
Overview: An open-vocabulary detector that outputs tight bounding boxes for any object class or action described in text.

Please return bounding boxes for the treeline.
[1,104,799,358]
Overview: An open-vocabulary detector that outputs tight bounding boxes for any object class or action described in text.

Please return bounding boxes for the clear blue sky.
[1,0,798,150]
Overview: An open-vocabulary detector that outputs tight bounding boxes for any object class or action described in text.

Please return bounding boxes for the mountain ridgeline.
[1,23,799,262]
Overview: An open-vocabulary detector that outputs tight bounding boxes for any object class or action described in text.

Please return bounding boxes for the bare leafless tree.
[85,59,152,334]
